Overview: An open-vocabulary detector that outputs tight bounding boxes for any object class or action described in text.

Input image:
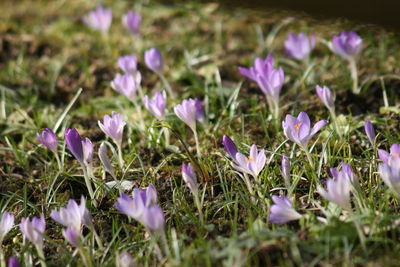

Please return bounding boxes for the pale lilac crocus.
[331,31,363,94]
[20,215,45,249]
[143,91,167,120]
[118,55,138,74]
[144,48,163,74]
[123,11,141,35]
[269,195,302,224]
[0,212,14,244]
[379,156,400,197]
[284,32,316,61]
[36,128,57,152]
[50,196,92,232]
[238,54,274,82]
[194,98,206,125]
[316,85,335,112]
[118,252,135,267]
[317,171,352,210]
[378,144,400,164]
[7,256,20,267]
[115,184,165,232]
[364,121,376,146]
[111,73,141,103]
[82,5,112,33]
[62,227,80,247]
[98,112,126,148]
[330,162,359,188]
[182,163,198,195]
[282,112,328,149]
[231,144,266,180]
[281,156,291,188]
[82,138,93,166]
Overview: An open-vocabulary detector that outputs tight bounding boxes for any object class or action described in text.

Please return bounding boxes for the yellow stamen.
[246,156,255,162]
[294,123,301,132]
[394,153,399,158]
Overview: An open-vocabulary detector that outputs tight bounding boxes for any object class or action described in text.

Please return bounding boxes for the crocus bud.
[182,163,198,195]
[194,98,205,124]
[7,256,20,267]
[62,227,80,247]
[82,138,93,166]
[65,128,84,163]
[99,143,115,177]
[0,212,14,244]
[316,85,335,111]
[255,67,284,104]
[82,5,112,33]
[143,91,167,120]
[144,48,163,74]
[36,128,58,152]
[19,214,45,248]
[269,195,302,224]
[281,156,290,187]
[118,54,137,74]
[174,99,197,132]
[284,32,316,61]
[111,73,141,103]
[98,112,126,148]
[331,31,362,60]
[123,11,141,35]
[222,135,238,160]
[364,121,375,146]
[118,252,135,267]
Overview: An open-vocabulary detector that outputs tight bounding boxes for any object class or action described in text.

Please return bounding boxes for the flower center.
[294,123,301,132]
[393,153,399,158]
[246,156,255,162]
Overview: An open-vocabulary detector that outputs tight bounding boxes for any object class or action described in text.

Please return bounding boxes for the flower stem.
[193,192,204,224]
[91,227,104,250]
[36,245,47,267]
[54,152,62,171]
[160,231,171,258]
[349,59,359,94]
[159,73,176,99]
[78,245,93,267]
[348,209,366,252]
[243,173,255,198]
[0,247,5,267]
[116,144,124,170]
[81,164,97,207]
[133,99,145,131]
[302,146,315,169]
[329,109,342,138]
[193,129,201,159]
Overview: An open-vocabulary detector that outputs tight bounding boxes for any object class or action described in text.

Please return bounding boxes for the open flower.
[118,54,137,74]
[20,214,45,248]
[98,112,126,148]
[238,54,274,82]
[282,112,328,148]
[82,5,112,33]
[269,195,302,224]
[331,31,362,60]
[317,171,352,210]
[284,32,316,61]
[111,73,141,103]
[230,144,266,179]
[379,156,400,196]
[143,91,167,120]
[255,66,284,104]
[36,128,58,152]
[122,10,141,35]
[378,144,400,164]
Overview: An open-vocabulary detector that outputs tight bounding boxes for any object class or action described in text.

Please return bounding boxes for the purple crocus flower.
[331,31,362,60]
[50,196,92,232]
[123,10,141,35]
[98,112,126,148]
[317,171,352,210]
[143,91,167,120]
[282,112,328,148]
[255,65,284,104]
[222,135,238,160]
[7,256,20,267]
[182,163,198,195]
[364,121,376,146]
[230,144,266,179]
[62,227,80,247]
[330,162,359,187]
[115,184,164,232]
[118,54,138,74]
[378,144,400,164]
[82,138,93,166]
[316,85,335,111]
[119,252,135,267]
[194,98,205,124]
[65,128,84,163]
[36,128,58,152]
[379,156,400,196]
[269,195,302,224]
[19,214,45,248]
[174,99,197,132]
[284,32,316,61]
[99,143,115,177]
[281,156,290,187]
[144,48,163,74]
[111,73,141,103]
[82,5,112,33]
[0,212,14,243]
[238,54,274,82]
